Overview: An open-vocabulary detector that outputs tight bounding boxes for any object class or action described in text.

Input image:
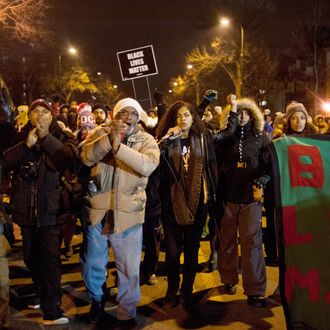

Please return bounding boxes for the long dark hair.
[156,101,205,140]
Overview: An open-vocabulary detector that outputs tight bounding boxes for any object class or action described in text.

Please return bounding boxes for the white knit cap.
[113,97,143,121]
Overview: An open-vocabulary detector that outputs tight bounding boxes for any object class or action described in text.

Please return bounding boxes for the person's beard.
[95,117,105,125]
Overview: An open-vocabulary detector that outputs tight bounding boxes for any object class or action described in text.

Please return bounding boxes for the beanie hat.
[29,99,51,113]
[147,108,157,116]
[76,102,96,129]
[264,109,271,116]
[285,101,308,121]
[60,104,70,113]
[113,98,143,121]
[17,105,29,113]
[92,103,108,116]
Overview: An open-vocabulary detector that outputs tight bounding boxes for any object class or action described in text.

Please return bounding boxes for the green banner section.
[273,135,330,330]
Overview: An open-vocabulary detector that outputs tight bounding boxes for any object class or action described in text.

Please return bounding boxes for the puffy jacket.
[81,126,160,233]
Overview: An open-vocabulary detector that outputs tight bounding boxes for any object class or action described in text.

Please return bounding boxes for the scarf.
[168,134,203,225]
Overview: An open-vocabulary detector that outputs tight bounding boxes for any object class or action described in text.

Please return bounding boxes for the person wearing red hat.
[3,99,78,325]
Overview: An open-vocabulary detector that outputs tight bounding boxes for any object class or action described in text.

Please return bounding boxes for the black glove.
[153,89,164,104]
[197,90,218,118]
[253,175,271,189]
[204,90,218,102]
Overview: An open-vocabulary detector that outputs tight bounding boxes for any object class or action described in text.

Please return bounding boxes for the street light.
[220,17,244,97]
[58,46,78,94]
[322,102,330,112]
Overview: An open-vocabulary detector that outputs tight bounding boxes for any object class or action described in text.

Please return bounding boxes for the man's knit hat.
[285,101,308,121]
[113,98,143,121]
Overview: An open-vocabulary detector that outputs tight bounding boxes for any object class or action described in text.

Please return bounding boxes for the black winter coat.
[159,111,237,221]
[3,119,78,227]
[218,121,270,204]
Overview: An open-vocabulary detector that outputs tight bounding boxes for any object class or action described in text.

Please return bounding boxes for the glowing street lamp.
[220,17,244,96]
[68,47,77,55]
[322,102,330,112]
[220,17,230,27]
[186,64,193,70]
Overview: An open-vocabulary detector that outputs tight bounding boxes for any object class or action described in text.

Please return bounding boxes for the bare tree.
[291,0,330,114]
[170,36,278,102]
[0,0,50,41]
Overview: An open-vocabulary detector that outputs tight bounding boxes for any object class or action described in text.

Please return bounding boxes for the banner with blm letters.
[270,135,330,330]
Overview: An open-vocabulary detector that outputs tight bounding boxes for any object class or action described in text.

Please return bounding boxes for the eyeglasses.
[117,109,139,118]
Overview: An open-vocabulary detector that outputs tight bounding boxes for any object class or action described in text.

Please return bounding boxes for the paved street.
[8,233,286,330]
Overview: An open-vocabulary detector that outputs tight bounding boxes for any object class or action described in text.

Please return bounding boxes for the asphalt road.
[7,233,286,330]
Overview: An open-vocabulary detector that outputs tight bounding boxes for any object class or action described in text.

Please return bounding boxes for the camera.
[87,179,98,194]
[19,161,39,181]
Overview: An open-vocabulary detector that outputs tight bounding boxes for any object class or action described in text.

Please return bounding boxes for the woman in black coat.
[156,99,236,311]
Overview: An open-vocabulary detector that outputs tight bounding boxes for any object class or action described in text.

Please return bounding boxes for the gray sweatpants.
[218,201,266,296]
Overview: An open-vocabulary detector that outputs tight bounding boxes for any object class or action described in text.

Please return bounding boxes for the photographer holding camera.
[3,99,78,325]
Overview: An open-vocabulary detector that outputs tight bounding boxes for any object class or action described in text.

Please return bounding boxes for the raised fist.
[153,89,164,103]
[204,90,218,102]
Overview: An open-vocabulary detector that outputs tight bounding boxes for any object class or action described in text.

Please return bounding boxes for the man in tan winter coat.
[80,97,160,325]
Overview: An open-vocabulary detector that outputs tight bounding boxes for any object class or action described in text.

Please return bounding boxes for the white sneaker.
[148,274,158,285]
[27,304,40,309]
[43,317,69,325]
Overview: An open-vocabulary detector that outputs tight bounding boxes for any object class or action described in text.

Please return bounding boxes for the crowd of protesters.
[0,87,327,328]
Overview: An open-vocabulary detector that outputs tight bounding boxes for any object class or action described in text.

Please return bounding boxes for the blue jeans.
[80,221,143,320]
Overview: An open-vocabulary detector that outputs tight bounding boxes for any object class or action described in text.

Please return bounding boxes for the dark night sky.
[52,1,214,95]
[47,0,329,101]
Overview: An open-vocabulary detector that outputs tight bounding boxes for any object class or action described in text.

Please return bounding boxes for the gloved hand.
[253,175,271,189]
[153,89,164,104]
[204,90,218,102]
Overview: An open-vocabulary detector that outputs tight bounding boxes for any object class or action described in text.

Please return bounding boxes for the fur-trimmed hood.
[237,98,264,133]
[218,98,264,133]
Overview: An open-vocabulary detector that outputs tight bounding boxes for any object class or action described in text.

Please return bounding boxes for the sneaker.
[247,295,266,307]
[114,318,137,330]
[43,317,69,325]
[27,303,40,309]
[163,291,179,308]
[89,300,104,324]
[148,274,157,285]
[224,284,236,295]
[64,244,73,258]
[180,295,198,313]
